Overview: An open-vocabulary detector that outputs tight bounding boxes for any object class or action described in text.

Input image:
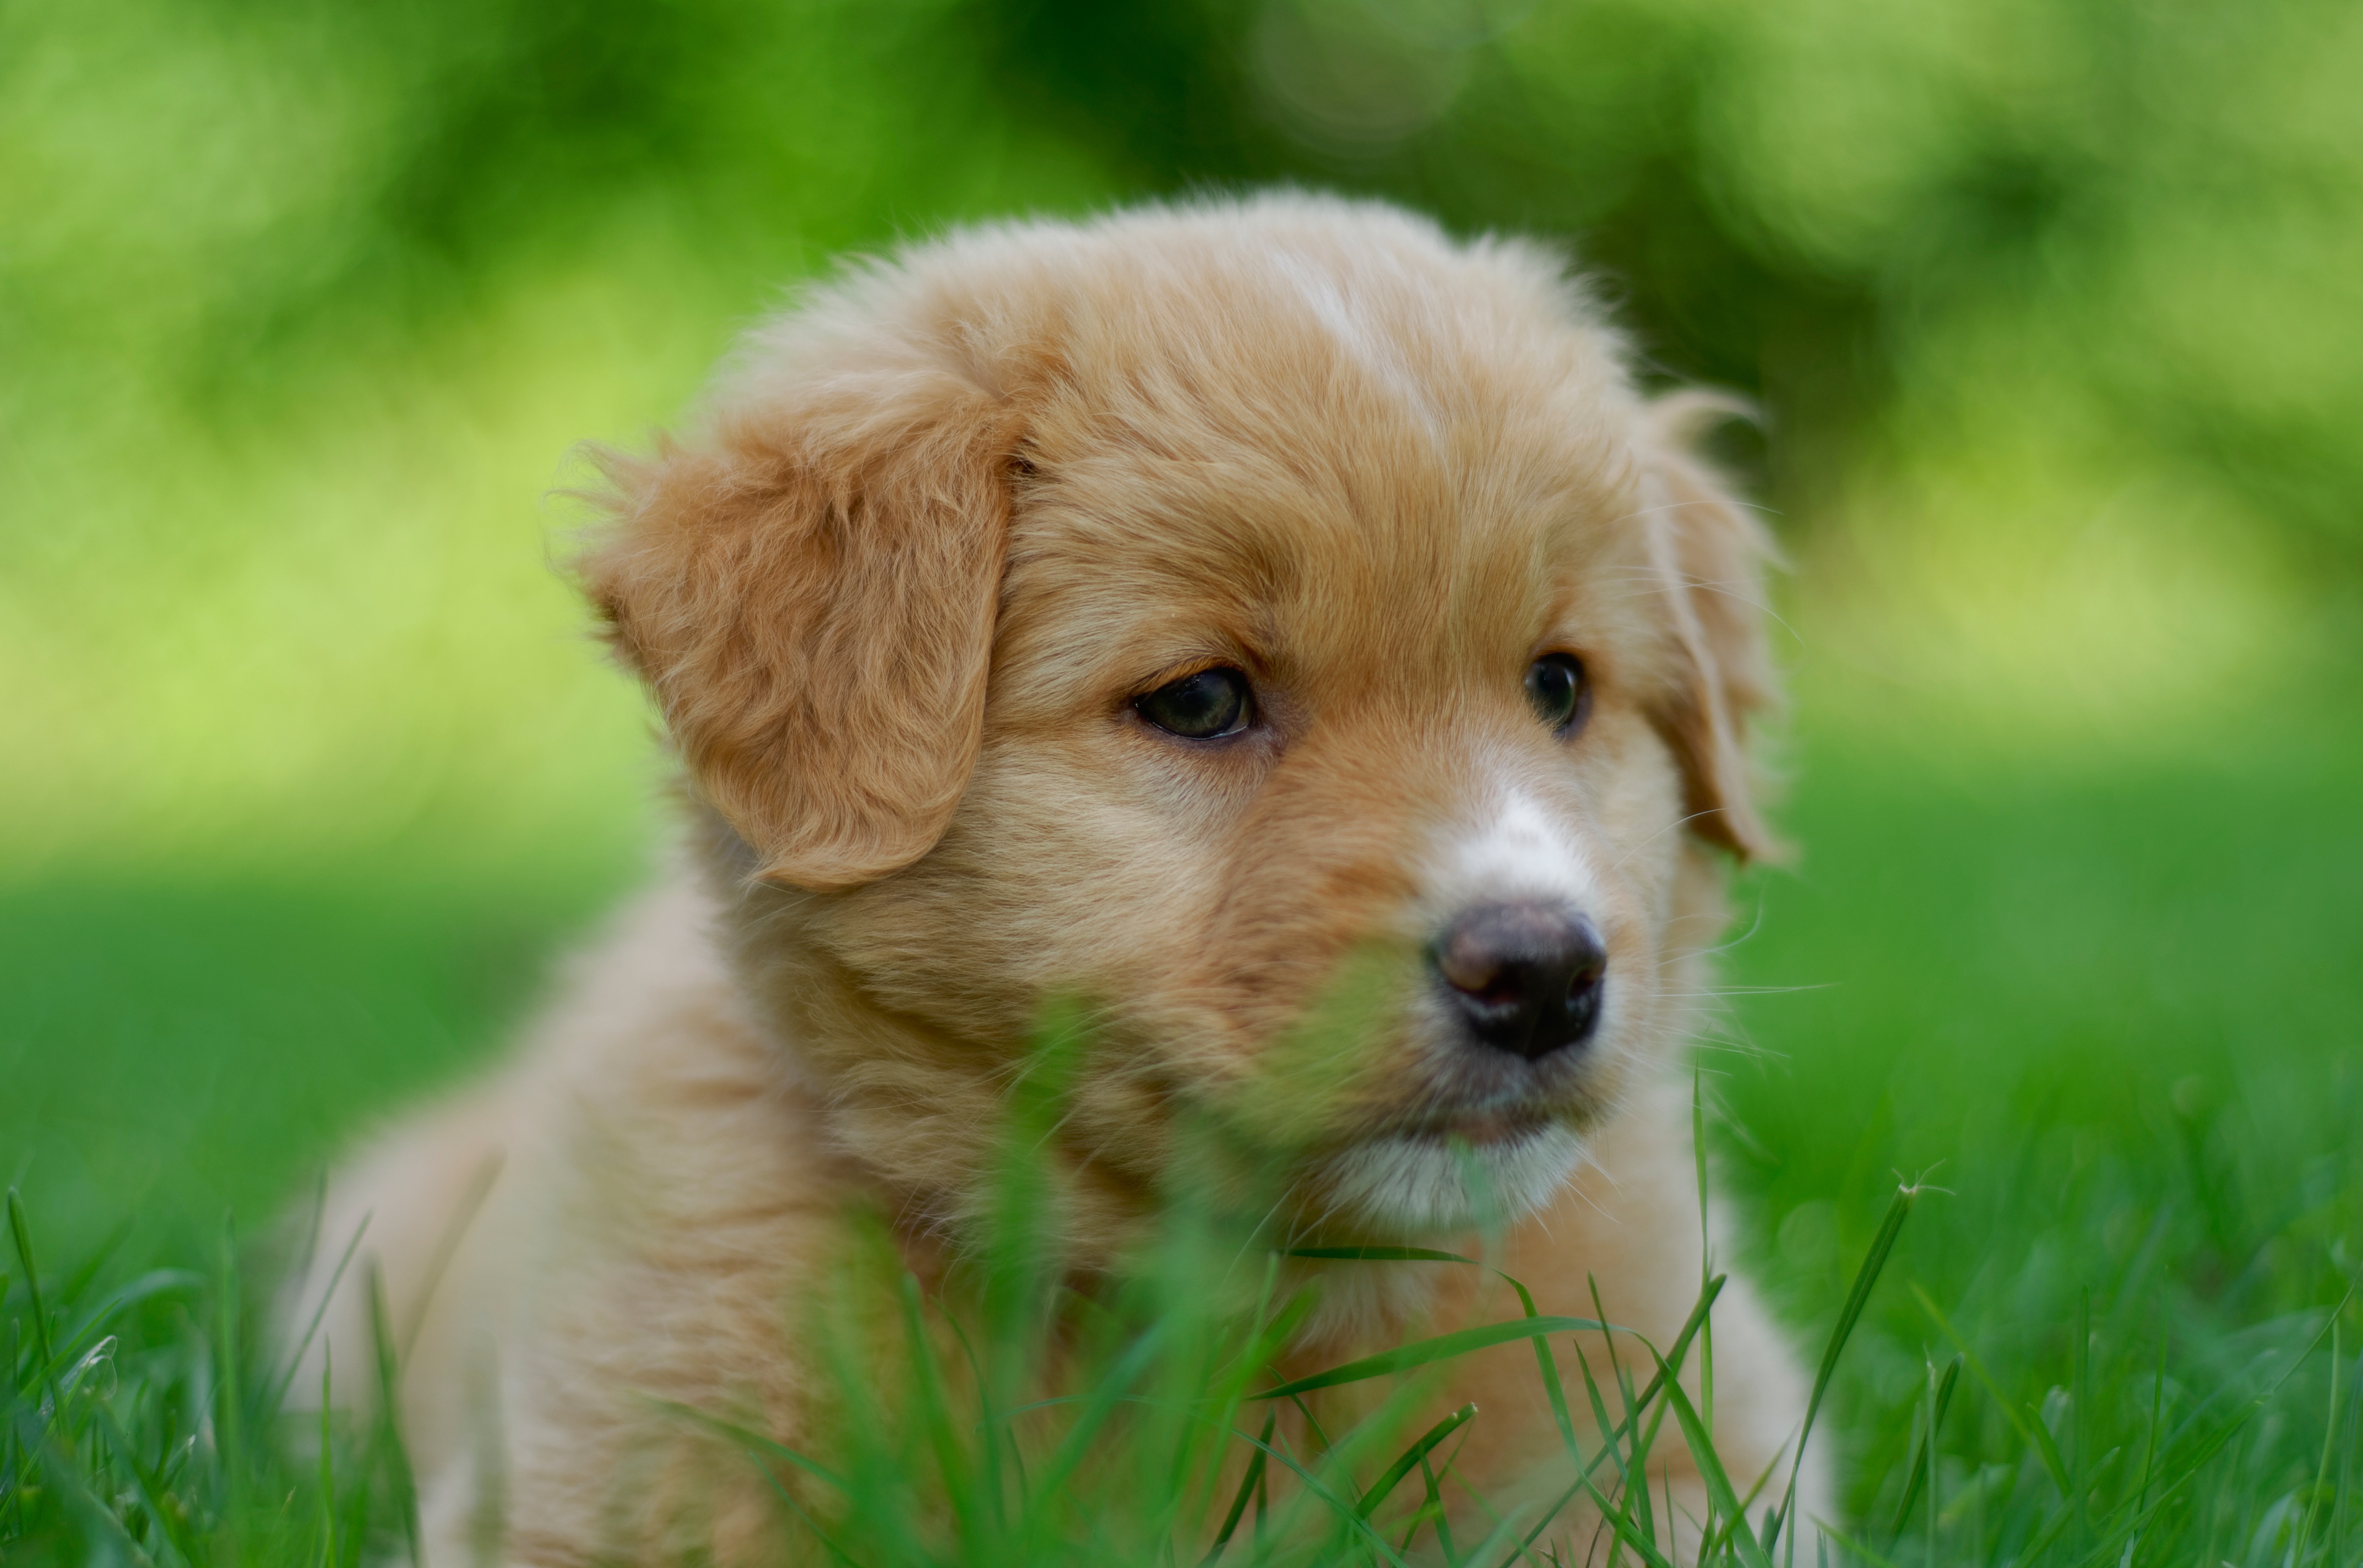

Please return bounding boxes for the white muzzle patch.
[1320,1123,1587,1235]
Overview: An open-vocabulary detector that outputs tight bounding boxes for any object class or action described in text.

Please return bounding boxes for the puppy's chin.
[1314,1123,1587,1238]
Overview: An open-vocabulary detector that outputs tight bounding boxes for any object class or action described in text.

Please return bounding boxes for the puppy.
[289,193,1820,1564]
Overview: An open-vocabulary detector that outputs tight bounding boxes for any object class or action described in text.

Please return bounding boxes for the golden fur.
[287,193,1821,1564]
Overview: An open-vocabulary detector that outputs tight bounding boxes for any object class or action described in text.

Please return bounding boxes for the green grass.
[7,1125,1845,1566]
[1,1090,2351,1564]
[1718,716,2363,1541]
[3,693,2358,1563]
[0,852,643,1248]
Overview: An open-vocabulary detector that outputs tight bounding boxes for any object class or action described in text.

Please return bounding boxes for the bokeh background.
[6,0,2359,1520]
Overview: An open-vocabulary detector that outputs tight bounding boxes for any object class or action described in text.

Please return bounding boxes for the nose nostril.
[1436,936,1504,999]
[1431,903,1608,1061]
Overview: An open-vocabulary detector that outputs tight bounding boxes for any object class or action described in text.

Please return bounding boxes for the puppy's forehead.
[999,240,1650,683]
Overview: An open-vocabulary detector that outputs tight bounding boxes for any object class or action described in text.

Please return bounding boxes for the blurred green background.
[3,0,2359,1516]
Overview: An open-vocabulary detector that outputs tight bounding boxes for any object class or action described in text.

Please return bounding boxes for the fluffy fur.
[286,193,1820,1564]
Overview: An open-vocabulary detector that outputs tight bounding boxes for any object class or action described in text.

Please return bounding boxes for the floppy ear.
[1637,391,1785,863]
[579,353,1021,891]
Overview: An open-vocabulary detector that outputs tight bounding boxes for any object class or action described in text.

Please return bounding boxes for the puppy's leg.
[460,993,856,1565]
[280,1081,518,1485]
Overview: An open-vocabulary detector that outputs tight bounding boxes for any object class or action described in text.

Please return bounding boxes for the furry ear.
[579,351,1020,891]
[1637,392,1785,863]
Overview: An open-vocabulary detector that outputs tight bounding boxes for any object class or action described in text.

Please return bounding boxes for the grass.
[1715,714,2363,1541]
[2,1097,2353,1564]
[3,687,2359,1562]
[0,850,644,1248]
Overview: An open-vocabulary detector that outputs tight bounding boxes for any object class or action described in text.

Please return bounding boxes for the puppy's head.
[583,197,1778,1245]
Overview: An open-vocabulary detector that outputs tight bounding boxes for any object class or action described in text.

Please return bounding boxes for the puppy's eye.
[1135,667,1255,739]
[1525,653,1590,736]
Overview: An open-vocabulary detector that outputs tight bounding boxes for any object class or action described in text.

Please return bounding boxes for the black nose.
[1432,903,1607,1061]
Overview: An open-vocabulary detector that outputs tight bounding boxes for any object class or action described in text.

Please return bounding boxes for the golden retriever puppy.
[287,192,1819,1564]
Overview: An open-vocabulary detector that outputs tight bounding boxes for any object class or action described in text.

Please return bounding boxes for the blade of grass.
[1888,1354,1960,1536]
[1452,1467,1572,1568]
[1572,1344,1636,1498]
[1285,1390,1336,1460]
[1775,1183,1916,1564]
[2071,1286,2090,1550]
[1699,1441,1795,1564]
[752,1451,869,1568]
[318,1346,338,1568]
[2053,1296,2351,1568]
[1415,1449,1460,1563]
[2133,1308,2168,1519]
[399,1153,502,1363]
[57,1270,203,1368]
[1438,1471,1534,1568]
[7,1189,52,1370]
[1021,1315,1172,1551]
[1910,1281,2071,1495]
[263,1216,370,1419]
[1200,1405,1276,1566]
[1812,1518,1905,1568]
[651,1398,852,1494]
[1649,1355,1773,1568]
[2026,1397,2074,1501]
[214,1212,246,1534]
[896,1273,980,1551]
[1288,1245,1596,1461]
[1695,1073,1715,1437]
[2294,1314,2345,1568]
[1714,1438,1790,1563]
[88,1399,193,1568]
[1286,1246,1488,1265]
[31,1422,156,1567]
[941,1309,1020,1537]
[1357,1402,1477,1520]
[1593,1274,1726,1464]
[1482,1278,1731,1568]
[1927,1369,1946,1568]
[1541,1455,1677,1568]
[365,1262,421,1568]
[1589,1274,1634,1448]
[1221,1418,1415,1567]
[1517,1296,1582,1463]
[1251,1316,1609,1402]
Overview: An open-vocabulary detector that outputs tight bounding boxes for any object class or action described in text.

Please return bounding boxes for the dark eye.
[1134,667,1256,739]
[1525,653,1590,736]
